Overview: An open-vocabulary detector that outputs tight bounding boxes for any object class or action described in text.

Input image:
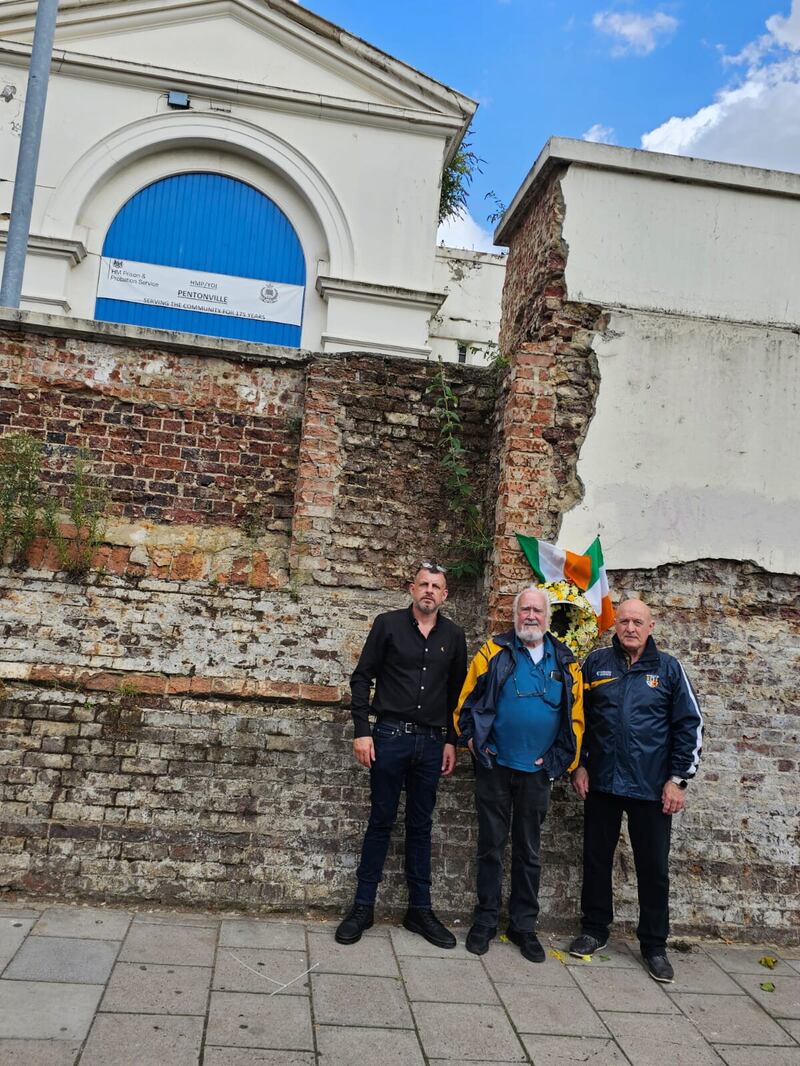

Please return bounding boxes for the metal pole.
[0,0,60,309]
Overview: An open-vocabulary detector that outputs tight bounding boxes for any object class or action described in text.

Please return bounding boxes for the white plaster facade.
[497,139,800,576]
[0,0,503,359]
[429,247,505,365]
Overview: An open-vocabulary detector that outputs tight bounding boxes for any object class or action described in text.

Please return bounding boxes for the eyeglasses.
[417,560,447,574]
[512,672,545,699]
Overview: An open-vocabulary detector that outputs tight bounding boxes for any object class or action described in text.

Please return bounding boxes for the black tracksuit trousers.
[581,789,672,954]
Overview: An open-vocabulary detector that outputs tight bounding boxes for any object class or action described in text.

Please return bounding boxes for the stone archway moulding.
[42,110,355,278]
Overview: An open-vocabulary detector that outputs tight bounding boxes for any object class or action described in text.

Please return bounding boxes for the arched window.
[95,173,306,346]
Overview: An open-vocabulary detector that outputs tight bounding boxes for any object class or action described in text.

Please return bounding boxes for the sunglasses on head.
[417,560,447,574]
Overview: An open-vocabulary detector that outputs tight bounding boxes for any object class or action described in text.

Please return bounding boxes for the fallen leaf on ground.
[759,956,778,969]
[549,948,566,964]
[760,981,776,992]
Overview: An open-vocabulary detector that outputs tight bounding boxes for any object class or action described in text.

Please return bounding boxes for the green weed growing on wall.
[426,361,491,577]
[43,447,109,574]
[0,432,45,566]
[0,432,110,573]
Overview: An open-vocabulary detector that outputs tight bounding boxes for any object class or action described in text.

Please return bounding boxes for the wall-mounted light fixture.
[167,91,190,109]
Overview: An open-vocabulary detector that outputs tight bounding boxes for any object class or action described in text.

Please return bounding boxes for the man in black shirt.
[335,562,468,947]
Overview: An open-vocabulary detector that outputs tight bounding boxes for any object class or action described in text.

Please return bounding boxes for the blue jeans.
[355,722,444,908]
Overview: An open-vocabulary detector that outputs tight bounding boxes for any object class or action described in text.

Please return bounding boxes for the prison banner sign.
[97,257,304,326]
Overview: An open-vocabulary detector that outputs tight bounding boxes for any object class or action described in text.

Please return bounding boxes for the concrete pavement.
[0,899,798,1065]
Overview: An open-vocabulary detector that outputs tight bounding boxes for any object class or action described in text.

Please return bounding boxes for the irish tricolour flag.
[516,533,615,633]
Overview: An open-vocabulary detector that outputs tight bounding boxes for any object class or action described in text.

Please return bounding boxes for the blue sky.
[307,1,800,248]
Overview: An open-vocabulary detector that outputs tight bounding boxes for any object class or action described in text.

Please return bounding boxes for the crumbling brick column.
[489,169,604,628]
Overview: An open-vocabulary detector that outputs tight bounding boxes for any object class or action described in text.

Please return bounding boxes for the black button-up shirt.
[350,606,467,744]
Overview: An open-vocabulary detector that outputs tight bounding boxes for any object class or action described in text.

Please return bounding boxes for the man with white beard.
[455,587,585,962]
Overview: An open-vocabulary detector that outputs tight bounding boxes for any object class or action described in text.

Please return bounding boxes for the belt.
[379,716,447,739]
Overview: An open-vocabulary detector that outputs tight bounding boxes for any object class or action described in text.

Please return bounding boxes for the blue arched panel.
[95,173,306,346]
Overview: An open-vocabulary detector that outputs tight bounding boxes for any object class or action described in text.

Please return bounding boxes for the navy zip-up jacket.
[582,635,703,801]
[454,629,584,779]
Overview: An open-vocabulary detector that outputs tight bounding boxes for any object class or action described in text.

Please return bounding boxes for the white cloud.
[593,10,679,56]
[437,211,503,253]
[642,2,800,174]
[583,123,617,144]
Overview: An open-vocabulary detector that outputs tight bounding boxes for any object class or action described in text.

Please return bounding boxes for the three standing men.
[455,587,584,962]
[336,562,467,947]
[570,598,703,982]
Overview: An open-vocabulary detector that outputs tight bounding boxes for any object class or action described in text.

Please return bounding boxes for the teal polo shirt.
[488,636,563,772]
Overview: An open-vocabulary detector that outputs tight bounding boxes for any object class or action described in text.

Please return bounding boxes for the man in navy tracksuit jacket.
[569,598,703,983]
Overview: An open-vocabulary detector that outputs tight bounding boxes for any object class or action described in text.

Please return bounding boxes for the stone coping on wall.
[0,308,310,366]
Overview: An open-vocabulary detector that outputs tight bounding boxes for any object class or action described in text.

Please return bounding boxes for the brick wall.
[0,303,797,943]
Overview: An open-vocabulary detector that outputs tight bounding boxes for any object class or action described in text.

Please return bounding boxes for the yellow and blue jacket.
[454,629,585,777]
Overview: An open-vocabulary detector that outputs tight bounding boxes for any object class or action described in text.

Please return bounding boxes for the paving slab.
[0,916,35,969]
[119,922,217,966]
[33,906,133,941]
[79,1013,204,1066]
[562,939,640,970]
[0,903,43,918]
[214,948,311,995]
[316,1024,426,1065]
[571,964,679,1013]
[519,1034,630,1065]
[4,936,119,984]
[206,990,314,1050]
[482,944,576,986]
[601,1011,724,1065]
[219,920,307,951]
[0,1039,82,1065]
[704,946,795,976]
[729,971,800,1018]
[412,1001,526,1061]
[311,972,413,1028]
[101,961,211,1014]
[390,926,474,959]
[0,979,103,1039]
[714,1048,800,1066]
[204,1050,315,1065]
[661,949,742,994]
[307,929,399,976]
[788,960,800,976]
[783,1019,800,1040]
[132,912,219,927]
[399,955,499,1003]
[672,993,795,1045]
[496,983,609,1037]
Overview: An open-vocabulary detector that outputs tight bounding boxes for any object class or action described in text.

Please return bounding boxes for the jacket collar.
[612,633,659,669]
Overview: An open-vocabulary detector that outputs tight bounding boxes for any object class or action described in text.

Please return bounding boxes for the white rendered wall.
[429,247,505,364]
[558,309,800,575]
[560,164,800,328]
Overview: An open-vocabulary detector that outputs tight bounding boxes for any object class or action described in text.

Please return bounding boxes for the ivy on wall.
[426,361,492,576]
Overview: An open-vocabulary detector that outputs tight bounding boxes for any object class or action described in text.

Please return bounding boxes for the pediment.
[0,0,474,119]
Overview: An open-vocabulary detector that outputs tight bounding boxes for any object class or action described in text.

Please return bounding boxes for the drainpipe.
[0,0,60,309]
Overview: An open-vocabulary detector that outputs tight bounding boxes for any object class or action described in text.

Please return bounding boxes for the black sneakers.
[568,933,608,958]
[642,952,674,983]
[506,926,546,963]
[465,924,496,956]
[402,907,456,949]
[334,902,374,945]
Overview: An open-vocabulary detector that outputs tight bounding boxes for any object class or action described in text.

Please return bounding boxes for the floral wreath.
[539,580,599,659]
